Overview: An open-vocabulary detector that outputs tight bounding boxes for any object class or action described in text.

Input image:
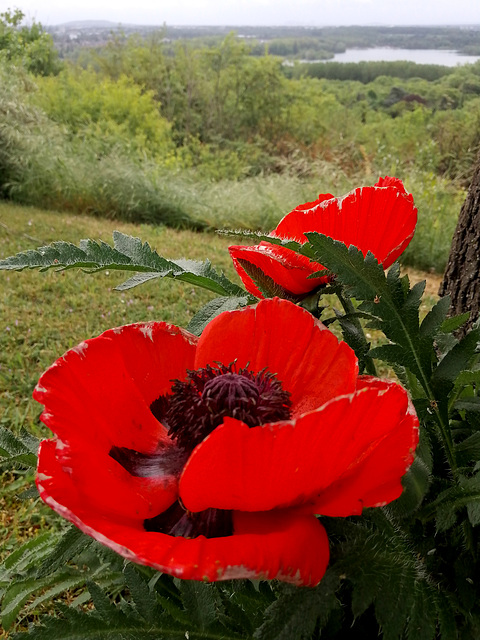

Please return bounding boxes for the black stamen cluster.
[151,362,291,452]
[144,501,233,538]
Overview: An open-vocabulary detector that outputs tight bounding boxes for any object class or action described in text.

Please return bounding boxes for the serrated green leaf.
[455,396,480,412]
[36,527,92,579]
[423,475,480,530]
[235,257,297,300]
[186,296,250,336]
[254,573,340,640]
[0,533,54,581]
[435,592,457,640]
[0,232,247,298]
[368,343,411,368]
[17,485,39,500]
[86,581,128,624]
[253,588,322,640]
[0,239,130,272]
[432,327,480,396]
[9,600,203,639]
[0,427,38,468]
[301,233,435,388]
[114,272,163,291]
[1,573,86,630]
[389,455,432,518]
[419,296,451,339]
[467,499,480,526]
[223,580,274,631]
[154,593,190,627]
[440,311,470,334]
[178,580,219,631]
[405,583,438,640]
[123,564,160,624]
[455,431,480,466]
[335,311,371,369]
[436,504,459,532]
[17,429,41,454]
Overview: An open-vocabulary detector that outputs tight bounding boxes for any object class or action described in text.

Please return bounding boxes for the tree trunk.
[439,151,480,336]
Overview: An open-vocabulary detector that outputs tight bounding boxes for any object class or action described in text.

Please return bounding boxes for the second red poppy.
[229,176,417,299]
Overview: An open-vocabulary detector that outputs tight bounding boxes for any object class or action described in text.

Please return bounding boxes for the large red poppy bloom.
[35,298,418,586]
[229,177,417,299]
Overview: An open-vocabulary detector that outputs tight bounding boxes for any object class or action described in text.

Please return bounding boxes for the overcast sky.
[5,0,480,27]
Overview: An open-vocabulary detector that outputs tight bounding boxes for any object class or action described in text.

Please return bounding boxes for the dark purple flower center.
[150,362,292,453]
[111,362,291,540]
[144,501,233,538]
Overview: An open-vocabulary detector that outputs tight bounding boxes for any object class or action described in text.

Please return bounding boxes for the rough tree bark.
[439,151,480,337]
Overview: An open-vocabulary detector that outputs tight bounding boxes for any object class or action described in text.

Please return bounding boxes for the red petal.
[37,439,177,523]
[194,298,358,416]
[179,381,418,516]
[274,183,417,269]
[229,242,328,298]
[375,176,407,193]
[33,322,197,454]
[293,193,335,211]
[38,441,329,586]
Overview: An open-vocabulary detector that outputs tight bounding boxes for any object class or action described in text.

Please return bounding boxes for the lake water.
[312,47,480,67]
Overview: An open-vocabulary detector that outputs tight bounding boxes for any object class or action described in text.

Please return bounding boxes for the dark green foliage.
[0,427,39,469]
[0,527,125,632]
[254,574,340,640]
[294,60,453,83]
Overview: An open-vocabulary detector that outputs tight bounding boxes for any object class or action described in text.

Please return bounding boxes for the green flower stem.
[428,393,457,476]
[336,288,377,376]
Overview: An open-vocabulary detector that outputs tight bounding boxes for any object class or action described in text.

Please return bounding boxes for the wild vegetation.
[1,12,478,272]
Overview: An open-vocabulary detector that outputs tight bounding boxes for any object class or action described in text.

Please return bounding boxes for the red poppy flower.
[35,298,418,586]
[229,176,417,299]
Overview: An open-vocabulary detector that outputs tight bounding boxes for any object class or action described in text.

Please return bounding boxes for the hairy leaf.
[36,527,92,579]
[389,455,432,519]
[419,295,451,340]
[432,327,480,397]
[0,427,38,468]
[177,580,221,631]
[0,231,247,298]
[123,564,160,624]
[254,573,340,640]
[2,573,88,630]
[186,296,250,336]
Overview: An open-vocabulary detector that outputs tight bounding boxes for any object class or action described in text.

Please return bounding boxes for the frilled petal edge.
[179,379,418,516]
[194,297,358,417]
[33,322,198,454]
[274,182,417,269]
[37,439,329,586]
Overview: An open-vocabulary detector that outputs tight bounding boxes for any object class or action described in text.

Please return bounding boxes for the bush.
[35,68,175,160]
[0,8,61,75]
[0,62,203,229]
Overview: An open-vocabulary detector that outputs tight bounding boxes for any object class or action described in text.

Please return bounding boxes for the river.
[309,47,480,67]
